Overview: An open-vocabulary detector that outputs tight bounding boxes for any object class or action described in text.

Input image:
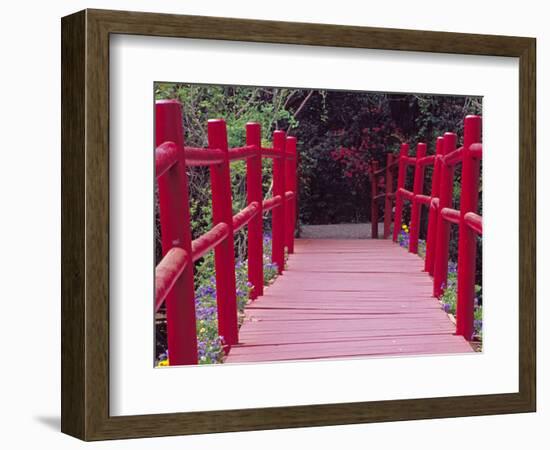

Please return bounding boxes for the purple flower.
[448,262,458,274]
[443,303,451,313]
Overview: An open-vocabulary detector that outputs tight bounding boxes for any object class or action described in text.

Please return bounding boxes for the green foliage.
[155,83,306,259]
[440,270,483,343]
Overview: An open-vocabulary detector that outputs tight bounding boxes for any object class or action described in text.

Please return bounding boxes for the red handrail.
[465,212,483,235]
[232,201,261,233]
[191,222,231,262]
[184,147,226,166]
[155,247,189,313]
[440,207,460,224]
[370,160,379,238]
[154,100,298,365]
[262,195,283,212]
[155,141,179,177]
[373,115,482,341]
[228,145,259,161]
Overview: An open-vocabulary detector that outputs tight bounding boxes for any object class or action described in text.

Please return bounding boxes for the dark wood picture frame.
[61,8,536,441]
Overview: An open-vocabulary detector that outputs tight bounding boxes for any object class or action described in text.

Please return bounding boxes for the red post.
[370,161,379,239]
[408,143,427,253]
[272,130,286,274]
[424,137,444,274]
[384,154,394,239]
[285,136,297,254]
[208,119,239,347]
[456,115,482,340]
[432,133,457,297]
[155,100,198,365]
[392,143,409,242]
[246,123,264,299]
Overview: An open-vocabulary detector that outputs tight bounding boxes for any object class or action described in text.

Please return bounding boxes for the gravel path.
[299,223,389,239]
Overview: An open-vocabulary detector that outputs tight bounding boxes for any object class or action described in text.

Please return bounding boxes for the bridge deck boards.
[225,239,473,364]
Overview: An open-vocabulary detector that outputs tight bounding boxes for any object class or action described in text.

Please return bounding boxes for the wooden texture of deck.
[225,239,473,363]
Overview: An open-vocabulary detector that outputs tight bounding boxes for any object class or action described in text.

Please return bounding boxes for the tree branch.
[286,90,315,133]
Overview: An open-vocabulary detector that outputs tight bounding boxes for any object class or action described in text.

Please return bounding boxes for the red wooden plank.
[225,239,473,364]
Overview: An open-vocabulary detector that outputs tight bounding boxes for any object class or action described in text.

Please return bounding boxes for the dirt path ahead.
[299,222,387,239]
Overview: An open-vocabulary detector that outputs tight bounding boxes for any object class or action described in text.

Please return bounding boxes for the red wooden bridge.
[155,99,482,366]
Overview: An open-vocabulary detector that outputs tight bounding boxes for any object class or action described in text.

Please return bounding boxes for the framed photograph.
[61,9,536,440]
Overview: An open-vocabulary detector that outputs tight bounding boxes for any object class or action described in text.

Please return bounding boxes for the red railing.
[154,99,297,365]
[370,115,482,340]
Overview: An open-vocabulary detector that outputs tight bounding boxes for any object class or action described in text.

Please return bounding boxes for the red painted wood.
[370,160,379,239]
[191,222,230,262]
[469,143,483,160]
[440,207,461,225]
[155,100,198,365]
[208,119,239,347]
[384,154,394,239]
[155,141,179,177]
[183,147,225,166]
[225,239,473,364]
[433,132,457,297]
[246,123,264,299]
[417,154,436,166]
[285,136,297,254]
[155,247,189,313]
[408,143,427,254]
[443,146,464,166]
[398,188,414,200]
[271,130,286,274]
[261,147,284,158]
[464,212,482,235]
[227,144,258,161]
[456,115,482,340]
[262,195,283,212]
[392,143,409,241]
[232,201,261,234]
[415,194,431,205]
[425,137,445,274]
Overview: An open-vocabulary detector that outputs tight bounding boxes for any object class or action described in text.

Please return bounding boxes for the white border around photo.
[109,34,519,416]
